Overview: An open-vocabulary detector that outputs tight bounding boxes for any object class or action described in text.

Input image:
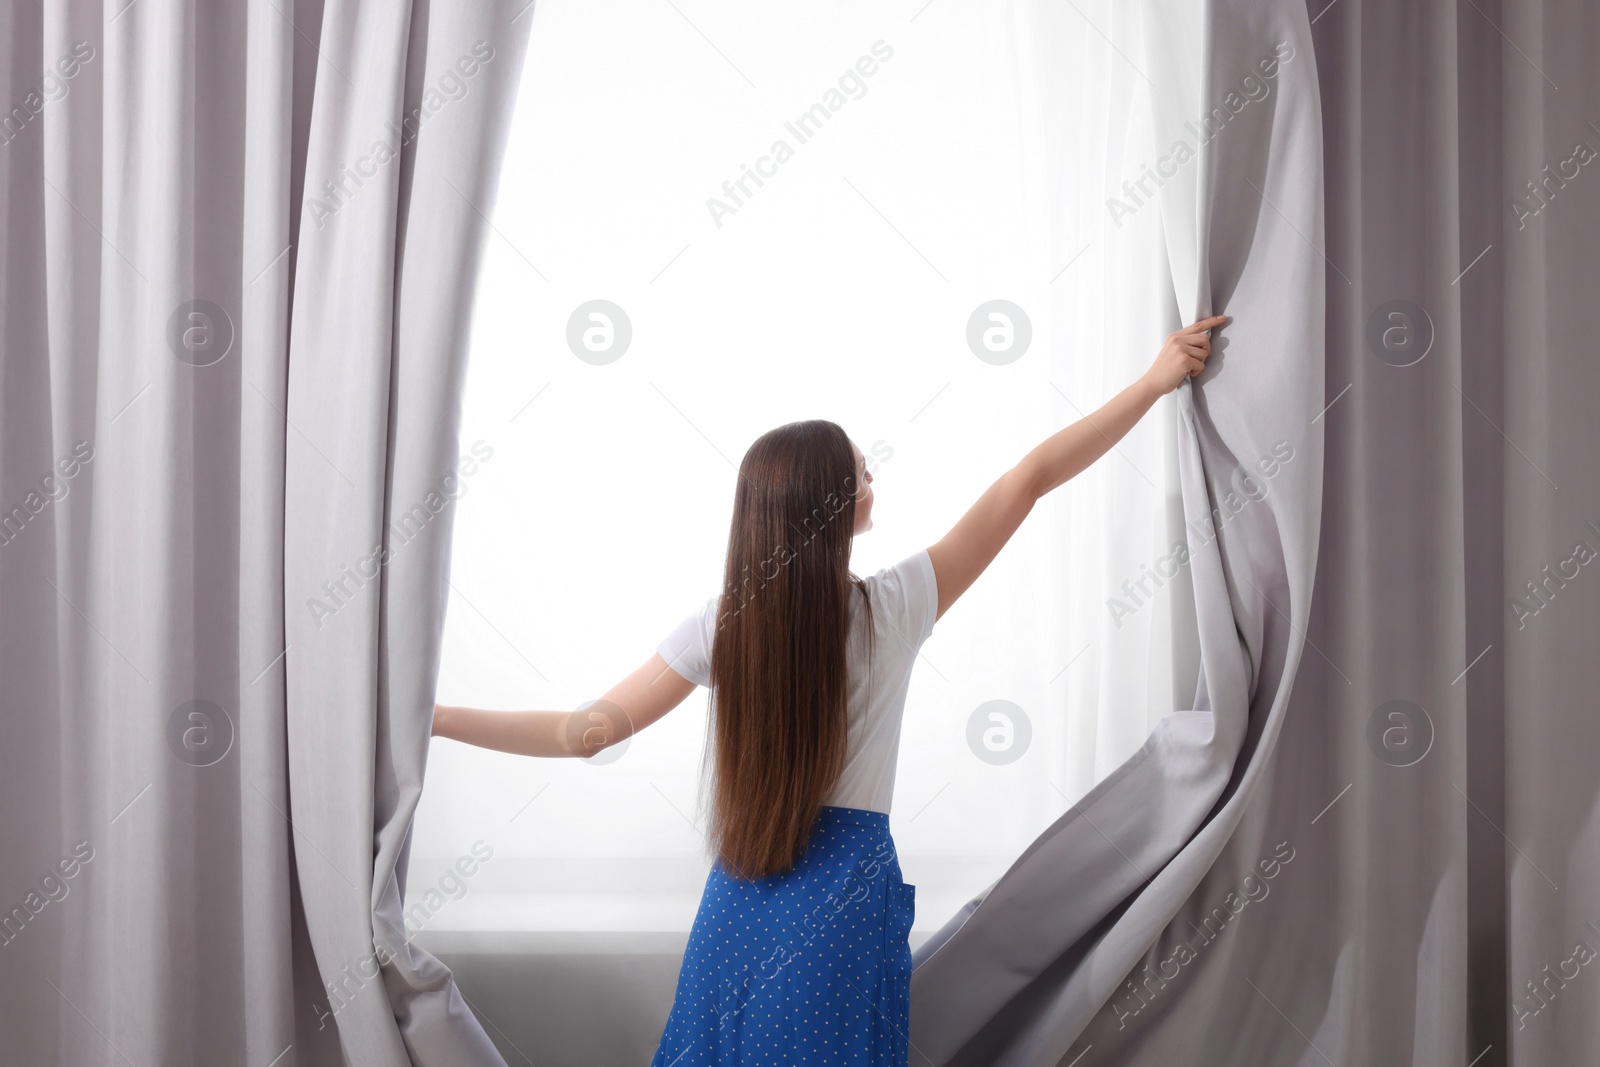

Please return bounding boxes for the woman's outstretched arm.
[925,315,1225,621]
[432,651,697,757]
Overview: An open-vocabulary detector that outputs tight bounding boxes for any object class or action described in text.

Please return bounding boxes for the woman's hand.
[1144,315,1228,395]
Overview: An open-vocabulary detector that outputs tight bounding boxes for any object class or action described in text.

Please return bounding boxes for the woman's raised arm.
[925,315,1225,621]
[432,651,698,757]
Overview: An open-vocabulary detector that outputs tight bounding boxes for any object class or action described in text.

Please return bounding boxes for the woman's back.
[656,548,939,815]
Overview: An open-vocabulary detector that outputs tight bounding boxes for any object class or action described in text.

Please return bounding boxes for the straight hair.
[705,420,872,880]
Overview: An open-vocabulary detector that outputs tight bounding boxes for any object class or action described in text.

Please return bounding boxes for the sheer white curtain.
[1032,0,1201,798]
[411,0,1191,947]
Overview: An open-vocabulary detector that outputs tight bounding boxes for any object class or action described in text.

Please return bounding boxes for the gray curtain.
[909,0,1326,1060]
[0,2,529,1065]
[911,0,1600,1065]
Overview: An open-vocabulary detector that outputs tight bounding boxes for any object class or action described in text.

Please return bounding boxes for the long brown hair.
[705,420,873,880]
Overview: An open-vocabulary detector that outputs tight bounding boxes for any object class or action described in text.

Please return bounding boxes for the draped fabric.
[913,0,1600,1065]
[910,0,1329,1060]
[0,2,529,1064]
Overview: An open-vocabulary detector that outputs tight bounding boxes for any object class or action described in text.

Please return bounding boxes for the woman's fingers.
[1182,314,1229,334]
[1188,356,1207,377]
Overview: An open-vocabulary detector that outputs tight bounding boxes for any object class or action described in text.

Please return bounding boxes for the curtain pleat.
[0,2,530,1064]
[912,0,1600,1064]
[909,0,1328,1061]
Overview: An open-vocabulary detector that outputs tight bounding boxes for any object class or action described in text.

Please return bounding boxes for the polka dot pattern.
[651,806,916,1066]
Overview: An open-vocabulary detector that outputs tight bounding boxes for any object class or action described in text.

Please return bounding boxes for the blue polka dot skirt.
[650,806,916,1066]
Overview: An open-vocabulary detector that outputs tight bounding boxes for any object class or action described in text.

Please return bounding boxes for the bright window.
[411,0,1187,946]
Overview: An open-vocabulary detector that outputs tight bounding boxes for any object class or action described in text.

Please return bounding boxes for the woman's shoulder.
[861,548,936,601]
[858,548,938,647]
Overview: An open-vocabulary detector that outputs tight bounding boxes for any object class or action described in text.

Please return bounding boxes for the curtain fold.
[1066,1,1600,1063]
[914,1,1600,1065]
[0,2,529,1064]
[282,2,531,1063]
[909,0,1327,1061]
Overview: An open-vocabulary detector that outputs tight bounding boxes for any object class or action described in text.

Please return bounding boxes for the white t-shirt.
[655,549,939,814]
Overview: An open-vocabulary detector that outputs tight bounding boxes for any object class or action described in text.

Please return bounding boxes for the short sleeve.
[656,596,718,688]
[867,548,939,648]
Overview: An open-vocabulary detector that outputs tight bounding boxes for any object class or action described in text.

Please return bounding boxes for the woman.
[432,314,1224,1064]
